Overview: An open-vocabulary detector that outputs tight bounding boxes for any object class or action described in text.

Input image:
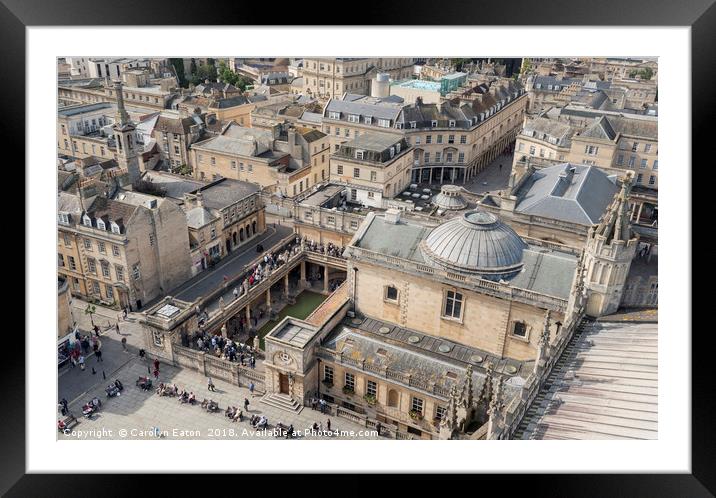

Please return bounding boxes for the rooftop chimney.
[384,208,401,225]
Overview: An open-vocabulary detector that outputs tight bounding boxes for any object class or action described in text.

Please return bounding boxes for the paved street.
[463,152,515,195]
[58,356,379,440]
[157,224,293,304]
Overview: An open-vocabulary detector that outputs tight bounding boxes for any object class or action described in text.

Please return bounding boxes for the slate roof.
[509,247,578,299]
[58,102,113,117]
[195,178,260,210]
[522,117,575,146]
[140,171,207,201]
[354,211,578,298]
[155,114,198,135]
[186,206,216,229]
[322,321,528,395]
[299,111,323,124]
[514,163,618,225]
[579,115,617,140]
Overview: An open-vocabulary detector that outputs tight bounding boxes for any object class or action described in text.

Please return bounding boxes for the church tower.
[111,80,141,182]
[583,173,639,317]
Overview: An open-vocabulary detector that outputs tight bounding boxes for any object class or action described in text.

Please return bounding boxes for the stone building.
[329,133,412,207]
[321,77,527,185]
[300,58,414,98]
[57,185,192,311]
[182,178,265,275]
[259,207,580,438]
[191,122,329,199]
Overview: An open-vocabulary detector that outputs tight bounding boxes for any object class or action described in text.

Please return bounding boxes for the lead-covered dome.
[420,210,528,281]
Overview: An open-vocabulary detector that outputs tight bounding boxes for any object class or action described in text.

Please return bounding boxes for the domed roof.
[420,210,528,280]
[433,185,467,211]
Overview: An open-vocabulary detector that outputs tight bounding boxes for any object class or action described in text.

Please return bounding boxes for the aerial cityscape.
[56,56,658,441]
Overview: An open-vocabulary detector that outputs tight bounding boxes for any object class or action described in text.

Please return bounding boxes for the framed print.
[7,0,712,493]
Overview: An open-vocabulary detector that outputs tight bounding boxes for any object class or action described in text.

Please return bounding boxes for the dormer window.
[449,120,455,127]
[348,114,360,123]
[378,118,391,128]
[389,146,395,158]
[96,219,106,230]
[355,150,364,160]
[395,142,401,153]
[58,213,70,225]
[110,222,120,234]
[431,120,438,128]
[364,116,372,124]
[82,214,92,227]
[410,121,416,129]
[328,111,340,120]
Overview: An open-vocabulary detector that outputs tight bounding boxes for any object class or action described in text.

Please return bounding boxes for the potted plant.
[322,379,333,388]
[342,385,354,395]
[363,393,377,405]
[409,409,423,421]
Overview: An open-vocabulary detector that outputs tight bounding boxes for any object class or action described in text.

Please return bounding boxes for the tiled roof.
[514,163,618,225]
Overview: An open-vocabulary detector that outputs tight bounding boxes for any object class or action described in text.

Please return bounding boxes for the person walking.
[121,337,128,352]
[249,382,255,396]
[78,355,86,371]
[123,307,128,320]
[93,324,100,337]
[153,368,159,380]
[375,422,382,437]
[326,418,331,432]
[95,349,103,362]
[244,398,250,411]
[207,377,216,392]
[153,358,160,372]
[115,322,120,335]
[319,398,326,414]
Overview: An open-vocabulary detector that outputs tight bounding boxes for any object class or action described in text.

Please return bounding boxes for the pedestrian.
[91,367,96,375]
[207,377,215,392]
[95,349,103,362]
[311,397,317,410]
[121,337,128,352]
[123,307,128,320]
[79,355,85,371]
[250,355,255,369]
[153,358,160,372]
[139,349,145,360]
[244,398,250,411]
[499,163,503,172]
[233,287,239,299]
[249,382,255,396]
[115,322,120,335]
[93,324,100,337]
[376,421,382,437]
[326,418,331,432]
[153,368,159,380]
[319,398,326,414]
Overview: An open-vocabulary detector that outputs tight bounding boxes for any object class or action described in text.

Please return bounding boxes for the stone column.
[284,273,290,298]
[266,288,272,313]
[300,261,308,288]
[323,265,329,293]
[636,202,644,224]
[245,305,251,325]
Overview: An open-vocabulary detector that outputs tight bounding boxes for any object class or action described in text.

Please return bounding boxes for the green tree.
[196,63,217,82]
[169,58,186,87]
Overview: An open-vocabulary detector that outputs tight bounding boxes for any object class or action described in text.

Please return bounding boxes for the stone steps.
[260,393,304,414]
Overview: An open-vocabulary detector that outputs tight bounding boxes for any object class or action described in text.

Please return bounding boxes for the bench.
[59,414,79,433]
[274,422,295,438]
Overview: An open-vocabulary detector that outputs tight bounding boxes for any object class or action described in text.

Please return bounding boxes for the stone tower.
[111,80,141,182]
[583,174,639,317]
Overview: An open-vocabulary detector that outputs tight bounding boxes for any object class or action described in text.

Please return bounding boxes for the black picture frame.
[8,0,709,493]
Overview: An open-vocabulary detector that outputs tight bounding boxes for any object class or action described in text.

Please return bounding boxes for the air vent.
[408,335,421,344]
[470,355,484,364]
[378,326,390,334]
[438,344,452,353]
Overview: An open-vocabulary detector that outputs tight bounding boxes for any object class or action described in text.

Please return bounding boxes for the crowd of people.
[304,239,345,258]
[66,330,103,371]
[188,331,258,367]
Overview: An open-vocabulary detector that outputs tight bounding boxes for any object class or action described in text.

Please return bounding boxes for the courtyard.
[59,354,379,441]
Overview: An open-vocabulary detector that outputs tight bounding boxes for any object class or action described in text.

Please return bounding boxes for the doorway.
[278,373,289,394]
